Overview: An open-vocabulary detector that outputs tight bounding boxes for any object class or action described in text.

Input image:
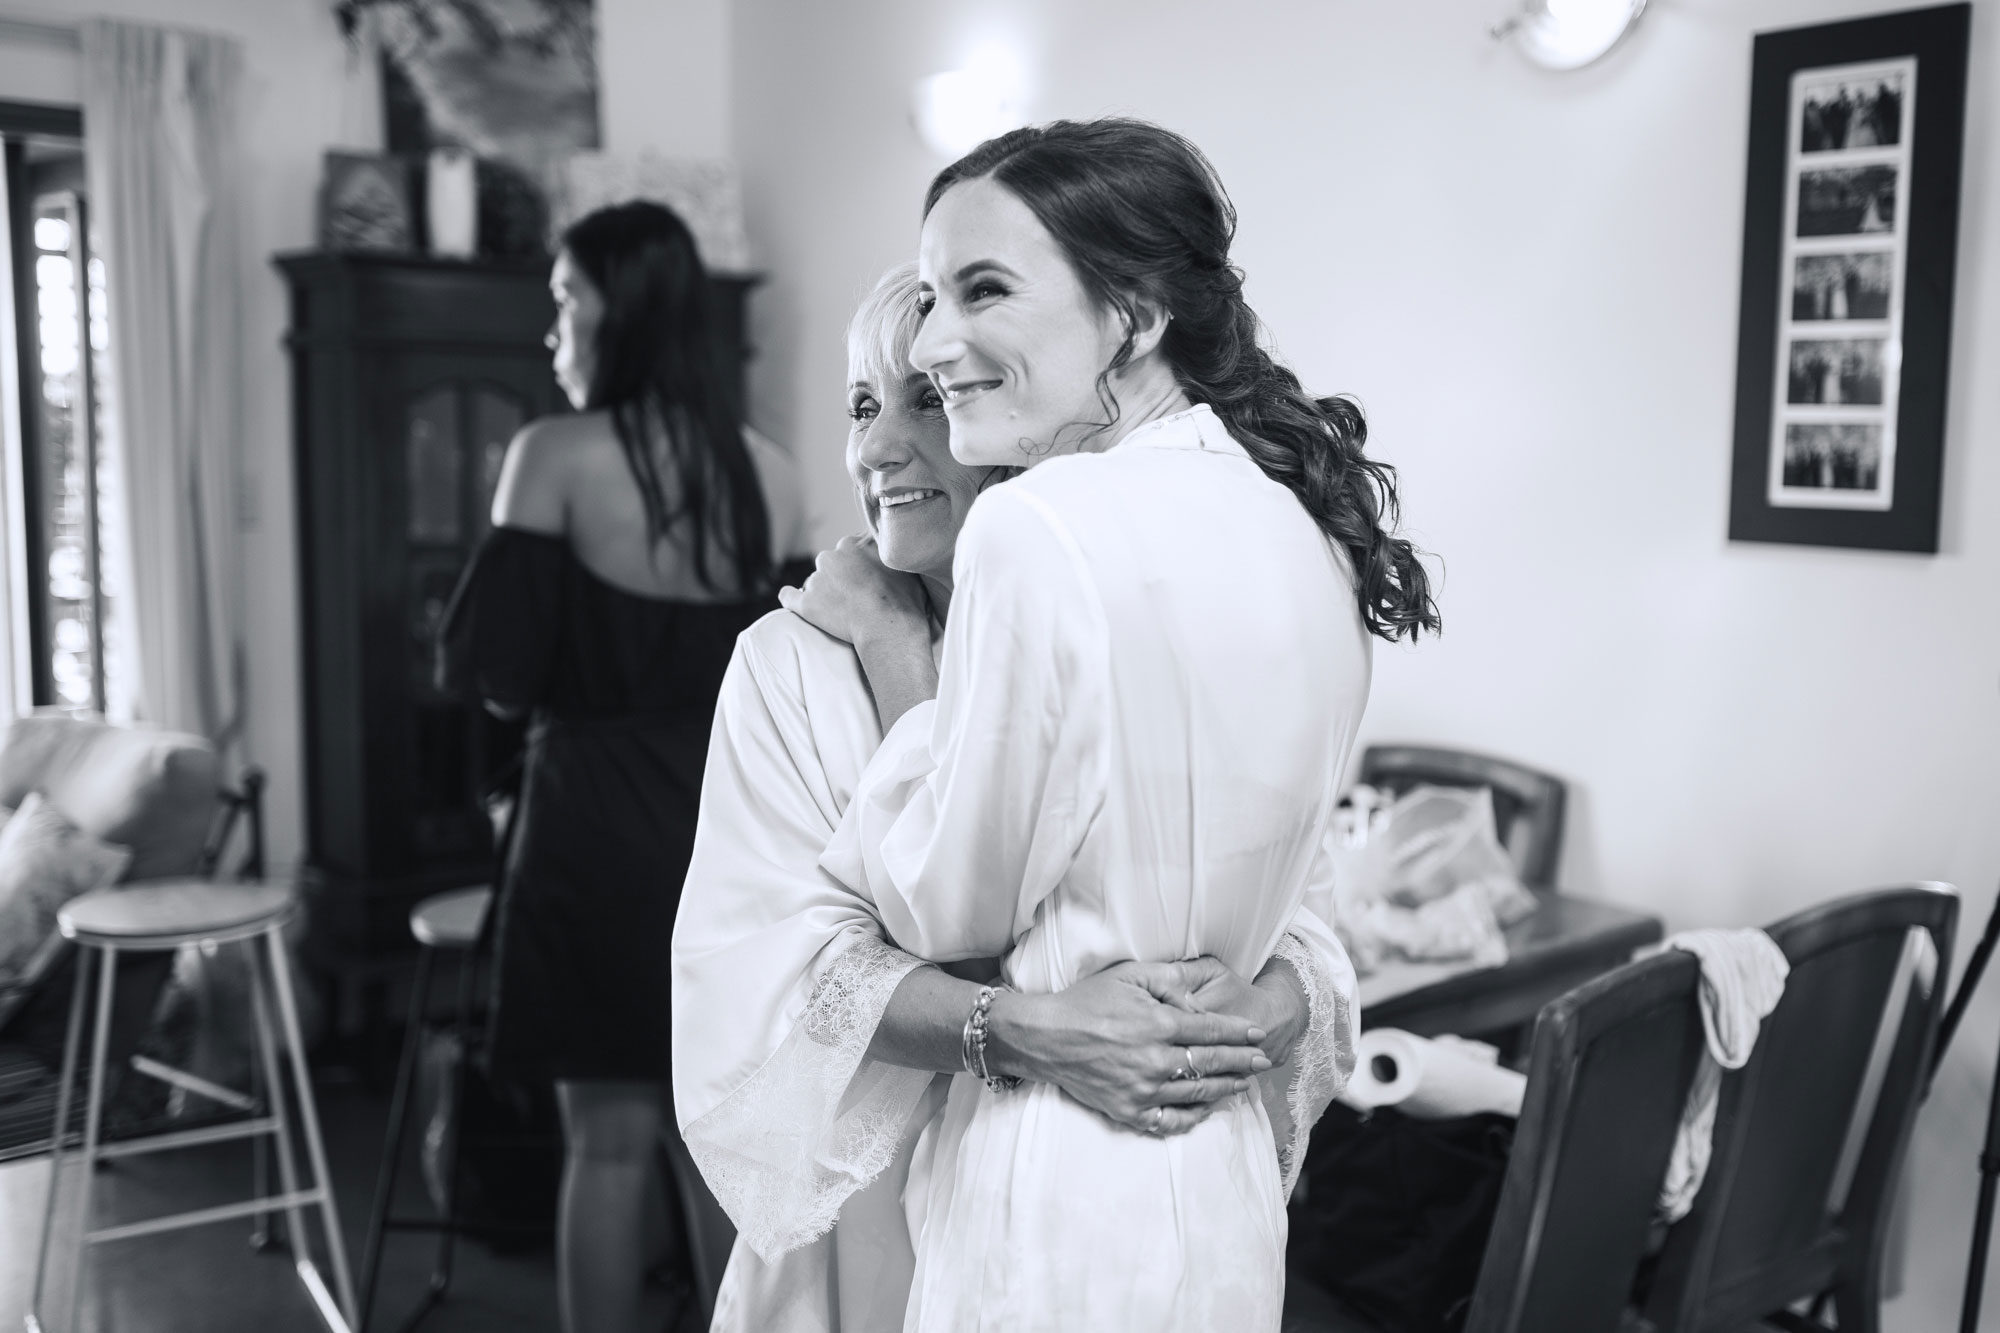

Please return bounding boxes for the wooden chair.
[1285,947,1706,1332]
[1357,745,1567,888]
[1638,884,1958,1333]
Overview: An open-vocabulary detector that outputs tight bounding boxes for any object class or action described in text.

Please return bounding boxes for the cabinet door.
[365,350,555,878]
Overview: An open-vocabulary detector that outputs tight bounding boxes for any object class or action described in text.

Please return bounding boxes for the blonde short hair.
[846,262,924,387]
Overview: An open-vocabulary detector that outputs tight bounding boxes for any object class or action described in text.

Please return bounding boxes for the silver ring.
[1184,1046,1202,1079]
[1170,1064,1194,1082]
[1147,1106,1164,1135]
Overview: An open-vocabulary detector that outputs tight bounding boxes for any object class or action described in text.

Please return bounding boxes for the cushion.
[0,792,132,1028]
[0,715,219,881]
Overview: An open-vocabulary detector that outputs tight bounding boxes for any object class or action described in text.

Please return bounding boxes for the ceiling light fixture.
[911,47,1026,158]
[1492,0,1647,71]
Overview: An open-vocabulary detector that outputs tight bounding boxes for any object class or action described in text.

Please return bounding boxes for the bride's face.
[909,176,1128,468]
[846,361,986,581]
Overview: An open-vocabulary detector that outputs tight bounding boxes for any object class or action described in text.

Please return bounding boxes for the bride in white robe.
[786,121,1436,1331]
[672,265,1357,1331]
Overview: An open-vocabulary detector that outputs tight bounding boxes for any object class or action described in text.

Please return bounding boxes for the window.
[3,104,127,718]
[28,192,122,713]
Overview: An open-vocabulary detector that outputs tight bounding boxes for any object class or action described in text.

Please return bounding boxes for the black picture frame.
[1727,3,1969,553]
[317,151,417,255]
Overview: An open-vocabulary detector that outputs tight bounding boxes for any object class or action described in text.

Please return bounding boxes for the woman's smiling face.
[846,361,988,583]
[908,175,1130,468]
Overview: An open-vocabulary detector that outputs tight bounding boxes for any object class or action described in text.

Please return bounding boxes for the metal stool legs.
[26,926,357,1333]
[357,941,479,1333]
[250,933,360,1322]
[265,928,359,1320]
[26,946,95,1333]
[424,948,481,1305]
[359,943,435,1331]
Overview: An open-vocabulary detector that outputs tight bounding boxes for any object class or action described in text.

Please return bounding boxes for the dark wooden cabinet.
[277,252,756,953]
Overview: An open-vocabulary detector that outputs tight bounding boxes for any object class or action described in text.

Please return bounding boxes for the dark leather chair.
[1357,745,1567,888]
[1284,947,1706,1332]
[1638,884,1957,1333]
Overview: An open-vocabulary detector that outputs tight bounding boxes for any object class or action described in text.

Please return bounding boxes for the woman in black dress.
[439,201,801,1332]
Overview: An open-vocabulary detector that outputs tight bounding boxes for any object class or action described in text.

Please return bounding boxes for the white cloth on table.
[673,597,1356,1330]
[1655,927,1790,1222]
[820,405,1369,1333]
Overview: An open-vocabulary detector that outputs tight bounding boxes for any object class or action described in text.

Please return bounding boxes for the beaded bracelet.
[962,985,1023,1093]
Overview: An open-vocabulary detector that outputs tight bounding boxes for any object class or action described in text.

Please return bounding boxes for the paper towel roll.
[1338,1028,1527,1120]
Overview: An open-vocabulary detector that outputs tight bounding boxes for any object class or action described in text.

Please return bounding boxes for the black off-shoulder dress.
[437,527,771,1081]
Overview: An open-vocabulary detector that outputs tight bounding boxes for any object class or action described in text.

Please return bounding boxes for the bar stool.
[358,886,493,1333]
[28,879,357,1333]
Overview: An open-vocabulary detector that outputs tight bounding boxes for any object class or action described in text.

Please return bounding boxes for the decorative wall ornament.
[1726,4,1969,553]
[336,0,601,258]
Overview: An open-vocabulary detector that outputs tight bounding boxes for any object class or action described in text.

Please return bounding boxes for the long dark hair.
[925,119,1438,642]
[559,201,771,596]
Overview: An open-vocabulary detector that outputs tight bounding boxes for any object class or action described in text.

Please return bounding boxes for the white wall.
[0,17,78,104]
[599,0,730,159]
[728,2,2000,1328]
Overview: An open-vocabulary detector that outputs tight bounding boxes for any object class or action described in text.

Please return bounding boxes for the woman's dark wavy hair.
[560,200,771,595]
[924,119,1438,641]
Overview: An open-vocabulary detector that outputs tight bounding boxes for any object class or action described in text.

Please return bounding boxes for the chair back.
[1639,885,1958,1333]
[1357,745,1567,887]
[1463,948,1705,1333]
[198,765,266,880]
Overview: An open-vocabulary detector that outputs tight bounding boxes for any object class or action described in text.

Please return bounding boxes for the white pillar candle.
[426,147,477,259]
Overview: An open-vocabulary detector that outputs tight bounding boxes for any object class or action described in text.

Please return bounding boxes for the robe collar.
[1112,402,1249,460]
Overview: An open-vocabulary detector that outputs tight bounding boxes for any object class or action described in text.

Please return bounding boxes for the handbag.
[1289,1101,1515,1333]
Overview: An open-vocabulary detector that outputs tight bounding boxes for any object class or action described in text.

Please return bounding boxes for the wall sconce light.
[1492,0,1647,70]
[911,51,1025,158]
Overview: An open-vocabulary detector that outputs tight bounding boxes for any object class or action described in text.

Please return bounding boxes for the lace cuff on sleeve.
[680,934,935,1261]
[1265,928,1357,1202]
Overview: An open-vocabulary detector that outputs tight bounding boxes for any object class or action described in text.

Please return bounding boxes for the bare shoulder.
[490,412,611,532]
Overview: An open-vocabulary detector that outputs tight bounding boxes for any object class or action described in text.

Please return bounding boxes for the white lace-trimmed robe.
[820,404,1368,1333]
[673,536,1357,1326]
[672,611,935,1332]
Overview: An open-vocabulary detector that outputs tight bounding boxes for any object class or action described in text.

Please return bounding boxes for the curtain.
[78,20,244,745]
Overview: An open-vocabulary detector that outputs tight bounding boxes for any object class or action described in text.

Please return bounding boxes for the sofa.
[0,712,248,1159]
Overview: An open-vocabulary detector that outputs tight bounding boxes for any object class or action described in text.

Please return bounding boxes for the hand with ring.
[983,957,1291,1139]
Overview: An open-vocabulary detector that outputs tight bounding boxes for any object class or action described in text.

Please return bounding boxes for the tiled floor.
[0,1078,689,1332]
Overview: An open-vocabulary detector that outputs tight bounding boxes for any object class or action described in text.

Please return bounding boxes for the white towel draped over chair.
[1654,927,1791,1221]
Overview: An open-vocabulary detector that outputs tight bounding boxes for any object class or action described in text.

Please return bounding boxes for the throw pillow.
[0,792,132,1029]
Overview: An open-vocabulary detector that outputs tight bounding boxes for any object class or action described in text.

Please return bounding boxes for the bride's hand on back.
[986,964,1274,1138]
[778,534,929,649]
[1148,954,1309,1068]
